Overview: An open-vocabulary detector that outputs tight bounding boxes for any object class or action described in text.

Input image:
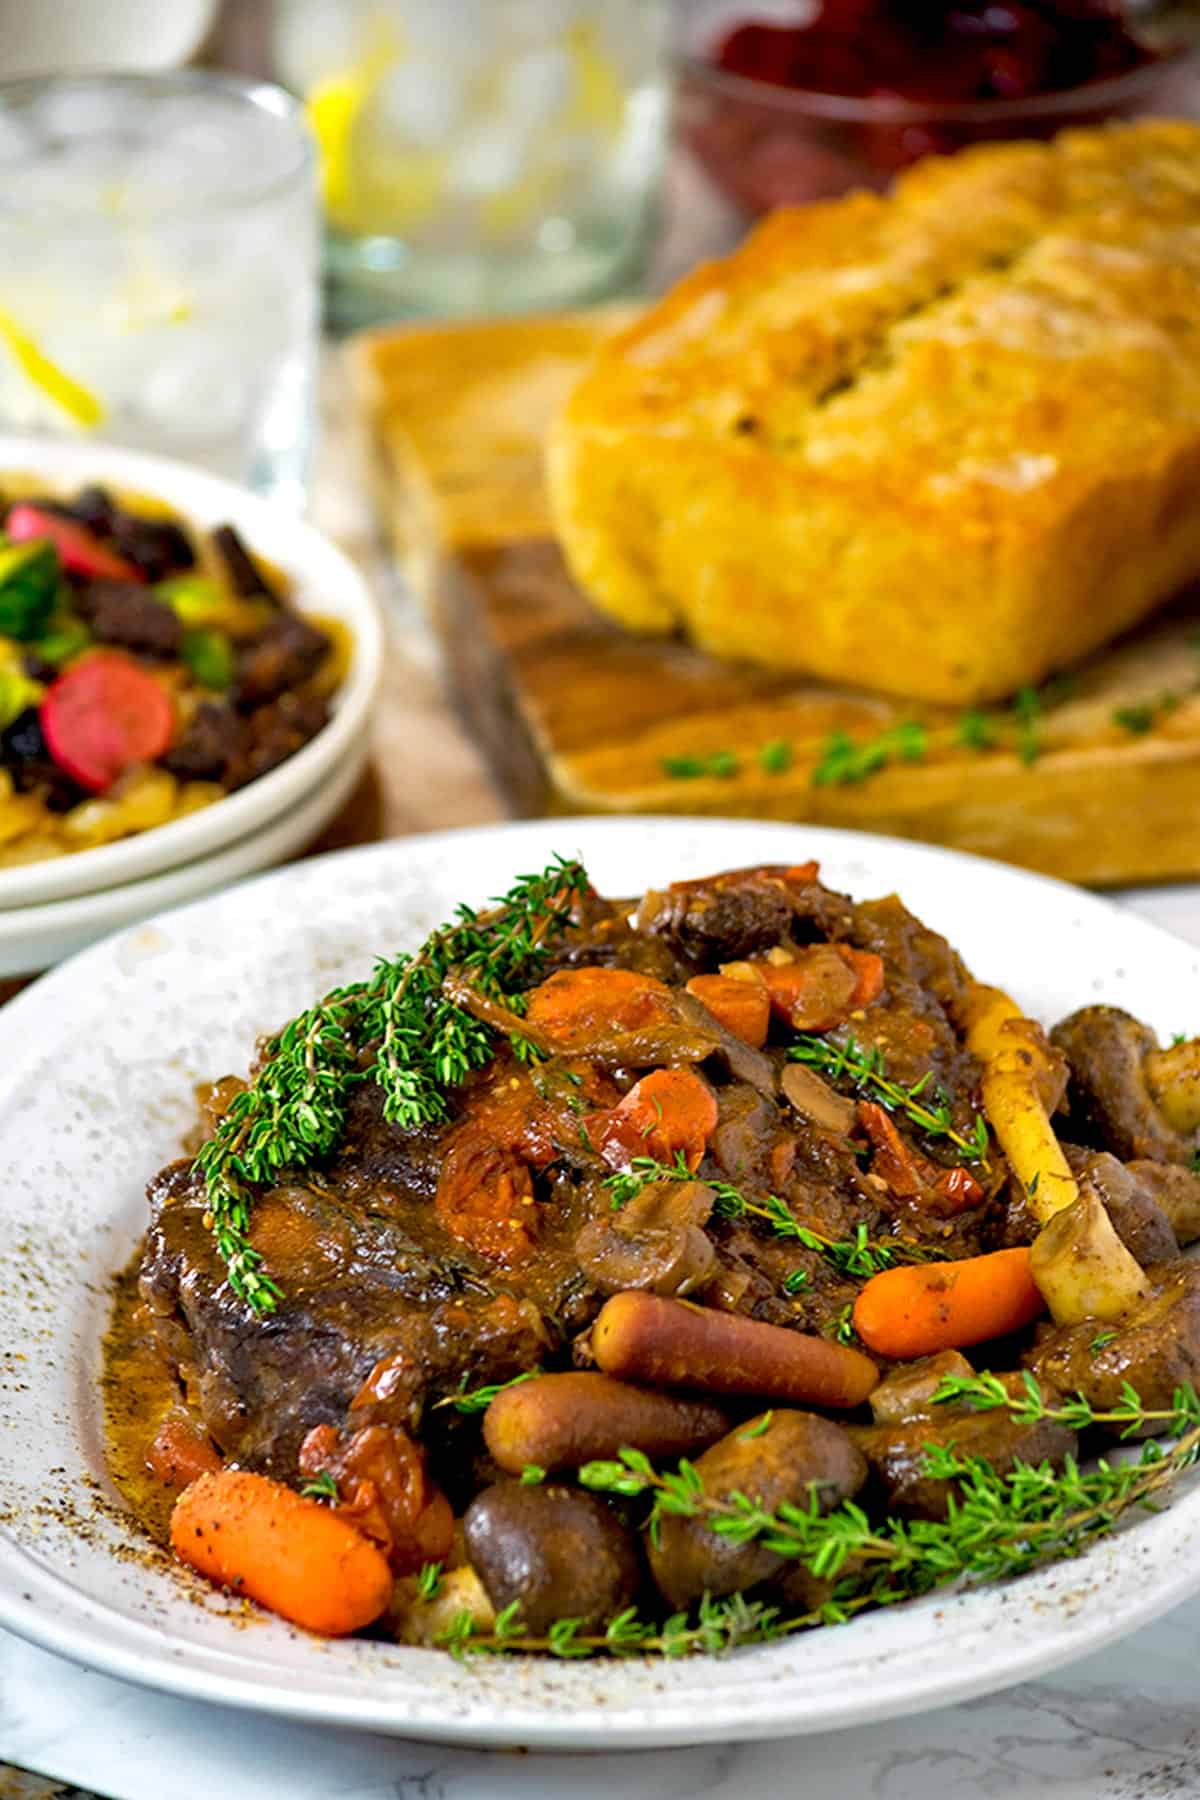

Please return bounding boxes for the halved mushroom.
[781,1062,857,1137]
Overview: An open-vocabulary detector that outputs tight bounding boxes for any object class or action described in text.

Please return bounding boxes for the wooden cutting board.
[350,308,1200,889]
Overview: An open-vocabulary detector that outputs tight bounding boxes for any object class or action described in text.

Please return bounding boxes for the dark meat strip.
[213,523,283,601]
[234,614,331,708]
[0,707,85,812]
[110,511,195,581]
[76,580,183,656]
[163,701,245,783]
[226,692,329,789]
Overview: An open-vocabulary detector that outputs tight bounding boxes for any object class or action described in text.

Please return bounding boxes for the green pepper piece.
[181,628,234,692]
[0,537,58,641]
[30,616,92,667]
[156,574,227,626]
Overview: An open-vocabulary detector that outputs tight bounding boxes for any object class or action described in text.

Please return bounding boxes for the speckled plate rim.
[0,433,383,911]
[1,816,1199,1751]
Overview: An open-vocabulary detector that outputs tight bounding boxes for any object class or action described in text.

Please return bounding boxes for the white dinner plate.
[0,737,367,976]
[1,816,1199,1750]
[0,434,383,910]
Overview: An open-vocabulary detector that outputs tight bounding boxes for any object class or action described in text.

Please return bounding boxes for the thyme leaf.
[787,1034,990,1168]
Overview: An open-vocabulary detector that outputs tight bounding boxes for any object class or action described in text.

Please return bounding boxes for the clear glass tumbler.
[273,0,671,326]
[0,73,320,507]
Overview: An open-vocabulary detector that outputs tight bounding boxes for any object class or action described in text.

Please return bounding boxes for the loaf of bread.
[547,122,1200,706]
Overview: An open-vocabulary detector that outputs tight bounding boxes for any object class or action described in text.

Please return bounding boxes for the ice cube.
[451,126,529,198]
[272,0,361,98]
[372,58,467,151]
[503,48,574,132]
[140,339,251,441]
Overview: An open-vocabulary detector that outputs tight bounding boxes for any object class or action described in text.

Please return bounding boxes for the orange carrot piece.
[524,967,676,1050]
[591,1067,718,1171]
[170,1469,393,1637]
[852,1248,1045,1360]
[146,1414,223,1491]
[685,973,771,1049]
[835,946,885,1008]
[784,862,820,884]
[757,946,858,1032]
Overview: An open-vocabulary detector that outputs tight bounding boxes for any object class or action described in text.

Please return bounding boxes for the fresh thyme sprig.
[440,1591,834,1659]
[930,1369,1200,1441]
[603,1154,946,1276]
[434,1369,543,1415]
[360,857,589,1130]
[788,1034,990,1167]
[194,857,588,1313]
[298,1469,339,1503]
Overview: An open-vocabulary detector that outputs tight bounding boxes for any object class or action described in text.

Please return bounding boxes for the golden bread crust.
[547,122,1200,704]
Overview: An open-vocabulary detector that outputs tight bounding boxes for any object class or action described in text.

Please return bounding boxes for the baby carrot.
[852,1248,1045,1360]
[171,1469,393,1637]
[685,974,771,1048]
[836,947,885,1008]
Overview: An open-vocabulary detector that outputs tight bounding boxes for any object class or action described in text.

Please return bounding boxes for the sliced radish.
[5,503,143,583]
[40,652,175,793]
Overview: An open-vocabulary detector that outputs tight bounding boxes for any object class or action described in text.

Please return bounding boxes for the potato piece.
[1030,1189,1150,1326]
[464,1483,639,1635]
[1144,1037,1200,1135]
[868,1351,976,1425]
[962,982,1078,1222]
[389,1564,495,1647]
[648,1411,866,1611]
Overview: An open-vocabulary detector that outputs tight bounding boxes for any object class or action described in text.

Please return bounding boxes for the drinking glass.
[0,73,320,507]
[272,0,671,326]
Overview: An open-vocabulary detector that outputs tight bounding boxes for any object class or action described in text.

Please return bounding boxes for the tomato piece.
[685,973,771,1048]
[40,651,174,793]
[146,1413,223,1490]
[589,1067,719,1172]
[435,1125,538,1262]
[5,503,142,582]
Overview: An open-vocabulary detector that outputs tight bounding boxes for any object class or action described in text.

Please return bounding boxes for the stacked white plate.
[0,436,384,975]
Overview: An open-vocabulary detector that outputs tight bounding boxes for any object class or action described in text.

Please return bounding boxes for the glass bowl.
[673,4,1200,217]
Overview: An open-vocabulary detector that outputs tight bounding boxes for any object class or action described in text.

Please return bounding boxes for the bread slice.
[547,121,1200,706]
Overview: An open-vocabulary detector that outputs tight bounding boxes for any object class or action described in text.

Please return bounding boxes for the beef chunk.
[213,523,281,600]
[110,512,195,581]
[139,1162,550,1473]
[226,691,328,789]
[163,701,245,783]
[1052,1006,1191,1163]
[637,864,857,968]
[77,580,183,656]
[1126,1160,1200,1248]
[234,614,330,707]
[1026,1261,1200,1435]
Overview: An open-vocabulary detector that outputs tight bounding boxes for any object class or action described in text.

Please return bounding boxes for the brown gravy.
[100,1252,185,1547]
